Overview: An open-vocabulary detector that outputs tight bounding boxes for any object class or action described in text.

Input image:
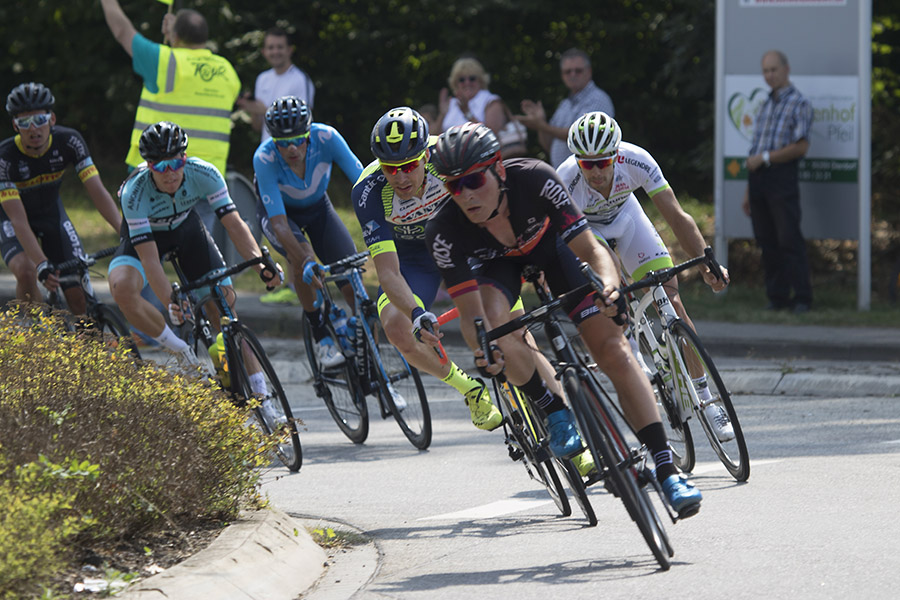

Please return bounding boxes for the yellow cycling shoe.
[572,448,597,477]
[464,379,503,431]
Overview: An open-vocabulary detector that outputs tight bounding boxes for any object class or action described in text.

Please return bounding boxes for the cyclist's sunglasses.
[445,170,489,196]
[273,132,310,148]
[14,113,51,129]
[380,150,427,175]
[149,157,187,173]
[577,155,617,170]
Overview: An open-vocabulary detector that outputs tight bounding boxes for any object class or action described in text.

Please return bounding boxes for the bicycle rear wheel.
[494,381,571,518]
[229,323,302,472]
[564,369,672,570]
[302,318,369,444]
[668,320,749,482]
[555,457,597,526]
[636,327,694,473]
[366,313,431,450]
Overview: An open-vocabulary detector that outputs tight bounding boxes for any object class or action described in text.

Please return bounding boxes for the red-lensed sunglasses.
[380,150,427,175]
[445,170,489,196]
[576,155,617,170]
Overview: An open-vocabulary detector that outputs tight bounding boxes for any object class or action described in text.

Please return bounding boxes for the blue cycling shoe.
[661,474,702,518]
[544,409,583,458]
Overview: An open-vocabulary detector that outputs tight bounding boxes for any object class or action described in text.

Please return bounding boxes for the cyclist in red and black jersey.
[0,83,121,312]
[425,123,702,516]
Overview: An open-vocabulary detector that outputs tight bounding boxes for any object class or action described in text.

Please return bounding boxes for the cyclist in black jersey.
[426,123,702,516]
[0,82,122,312]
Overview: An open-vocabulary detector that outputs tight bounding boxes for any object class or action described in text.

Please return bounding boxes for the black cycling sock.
[637,422,678,482]
[519,370,565,413]
[304,309,329,342]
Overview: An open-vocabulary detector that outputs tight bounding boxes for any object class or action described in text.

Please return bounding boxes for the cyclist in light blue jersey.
[109,121,283,365]
[253,96,363,368]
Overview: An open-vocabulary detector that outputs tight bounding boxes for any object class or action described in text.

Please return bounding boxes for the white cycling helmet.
[567,111,621,157]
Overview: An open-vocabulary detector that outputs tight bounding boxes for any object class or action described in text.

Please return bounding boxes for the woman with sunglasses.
[437,58,506,135]
[558,112,734,442]
[0,82,121,312]
[108,121,283,367]
[424,122,704,517]
[252,96,363,369]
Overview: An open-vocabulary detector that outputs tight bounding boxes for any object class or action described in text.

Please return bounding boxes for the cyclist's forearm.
[6,203,47,264]
[568,229,619,285]
[84,176,122,232]
[372,252,418,317]
[137,244,171,307]
[652,189,708,258]
[221,211,262,262]
[270,216,312,267]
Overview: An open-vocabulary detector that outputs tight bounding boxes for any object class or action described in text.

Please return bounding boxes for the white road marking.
[881,439,900,445]
[688,458,782,475]
[419,498,553,521]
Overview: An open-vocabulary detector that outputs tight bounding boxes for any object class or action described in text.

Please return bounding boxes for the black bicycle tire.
[92,303,142,360]
[563,369,671,570]
[556,457,597,526]
[367,314,432,450]
[636,329,695,472]
[229,323,302,472]
[302,318,369,444]
[495,381,571,517]
[669,320,750,482]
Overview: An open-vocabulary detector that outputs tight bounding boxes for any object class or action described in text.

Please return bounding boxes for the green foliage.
[0,454,98,599]
[0,307,267,597]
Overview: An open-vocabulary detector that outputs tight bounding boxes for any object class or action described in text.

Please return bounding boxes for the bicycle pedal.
[676,502,701,520]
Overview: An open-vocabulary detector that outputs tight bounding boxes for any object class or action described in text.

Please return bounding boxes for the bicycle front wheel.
[302,319,369,444]
[366,314,431,450]
[564,369,672,570]
[495,381,571,518]
[229,324,302,472]
[668,320,749,482]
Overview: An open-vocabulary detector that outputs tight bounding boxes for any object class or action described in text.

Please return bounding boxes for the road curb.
[119,507,326,600]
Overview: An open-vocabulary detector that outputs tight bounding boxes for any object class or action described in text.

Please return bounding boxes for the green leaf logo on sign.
[727,88,768,141]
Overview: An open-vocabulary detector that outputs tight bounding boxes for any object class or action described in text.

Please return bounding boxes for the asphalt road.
[200,340,900,600]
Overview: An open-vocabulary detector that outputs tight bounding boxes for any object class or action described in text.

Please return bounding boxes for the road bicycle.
[304,251,431,449]
[475,268,675,570]
[166,247,302,472]
[622,248,750,482]
[46,246,141,359]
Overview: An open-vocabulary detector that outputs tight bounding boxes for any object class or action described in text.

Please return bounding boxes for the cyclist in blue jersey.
[351,107,503,432]
[253,96,363,368]
[0,82,121,312]
[108,121,283,366]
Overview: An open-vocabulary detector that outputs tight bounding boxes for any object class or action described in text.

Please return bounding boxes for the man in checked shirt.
[742,50,814,314]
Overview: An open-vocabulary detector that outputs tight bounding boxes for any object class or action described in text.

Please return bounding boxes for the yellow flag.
[156,0,173,5]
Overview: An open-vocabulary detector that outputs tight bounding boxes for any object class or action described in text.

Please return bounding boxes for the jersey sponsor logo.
[358,178,377,209]
[539,178,570,209]
[66,135,87,158]
[613,181,631,194]
[208,187,229,205]
[362,219,380,238]
[261,193,273,206]
[567,171,582,195]
[393,223,425,240]
[1,220,14,238]
[0,187,20,203]
[257,148,279,165]
[63,220,82,250]
[620,155,652,175]
[430,233,455,269]
[193,62,228,82]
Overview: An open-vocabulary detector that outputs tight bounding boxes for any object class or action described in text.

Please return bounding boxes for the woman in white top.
[437,57,506,135]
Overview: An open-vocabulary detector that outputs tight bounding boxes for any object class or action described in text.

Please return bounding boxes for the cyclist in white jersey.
[557,112,734,441]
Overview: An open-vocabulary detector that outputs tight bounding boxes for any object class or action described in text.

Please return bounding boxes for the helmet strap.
[485,165,506,221]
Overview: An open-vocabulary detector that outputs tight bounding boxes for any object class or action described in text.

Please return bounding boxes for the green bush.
[0,306,269,597]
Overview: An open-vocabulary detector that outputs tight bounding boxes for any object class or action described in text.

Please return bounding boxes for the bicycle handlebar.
[54,246,119,275]
[315,251,371,277]
[617,246,719,297]
[169,246,277,297]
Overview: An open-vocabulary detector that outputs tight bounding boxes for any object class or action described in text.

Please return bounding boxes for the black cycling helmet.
[431,122,501,177]
[6,82,55,116]
[138,121,189,161]
[264,96,311,138]
[370,106,429,163]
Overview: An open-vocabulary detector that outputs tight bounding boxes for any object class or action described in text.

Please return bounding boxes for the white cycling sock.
[692,375,713,402]
[249,372,267,396]
[153,325,188,352]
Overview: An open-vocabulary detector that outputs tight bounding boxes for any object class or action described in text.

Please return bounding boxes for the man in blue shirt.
[742,50,814,313]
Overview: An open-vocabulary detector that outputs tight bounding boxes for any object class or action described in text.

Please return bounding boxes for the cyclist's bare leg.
[7,252,42,303]
[62,286,87,315]
[577,311,661,430]
[662,276,704,378]
[109,264,168,336]
[380,302,450,380]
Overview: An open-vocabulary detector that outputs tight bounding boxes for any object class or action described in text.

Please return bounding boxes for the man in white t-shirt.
[237,27,315,142]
